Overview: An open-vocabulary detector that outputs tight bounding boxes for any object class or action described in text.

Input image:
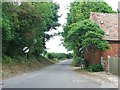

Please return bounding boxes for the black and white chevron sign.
[23,47,29,53]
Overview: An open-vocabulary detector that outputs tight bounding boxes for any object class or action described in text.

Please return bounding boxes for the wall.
[102,41,120,62]
[101,42,120,74]
[84,41,120,70]
[84,48,101,66]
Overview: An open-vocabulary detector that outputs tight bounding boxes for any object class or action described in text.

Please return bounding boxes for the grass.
[2,56,53,80]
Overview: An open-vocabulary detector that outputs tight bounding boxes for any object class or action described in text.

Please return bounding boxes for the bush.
[71,57,83,67]
[46,53,68,60]
[3,55,13,64]
[67,53,73,59]
[47,53,54,59]
[87,64,103,72]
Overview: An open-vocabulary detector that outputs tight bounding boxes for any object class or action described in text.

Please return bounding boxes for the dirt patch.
[2,59,52,80]
[74,68,114,83]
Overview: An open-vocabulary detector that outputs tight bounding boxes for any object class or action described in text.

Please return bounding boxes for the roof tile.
[90,12,119,41]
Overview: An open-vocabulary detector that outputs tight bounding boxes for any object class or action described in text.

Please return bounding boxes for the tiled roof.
[90,12,119,41]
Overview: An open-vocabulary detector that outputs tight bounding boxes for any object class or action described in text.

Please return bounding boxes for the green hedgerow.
[87,64,103,72]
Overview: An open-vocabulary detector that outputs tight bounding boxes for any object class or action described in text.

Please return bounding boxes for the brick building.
[84,12,120,69]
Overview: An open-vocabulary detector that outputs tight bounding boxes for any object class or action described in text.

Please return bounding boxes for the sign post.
[23,47,29,59]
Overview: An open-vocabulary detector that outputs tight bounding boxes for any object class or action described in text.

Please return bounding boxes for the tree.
[67,1,115,25]
[46,52,70,60]
[62,1,115,62]
[2,2,60,59]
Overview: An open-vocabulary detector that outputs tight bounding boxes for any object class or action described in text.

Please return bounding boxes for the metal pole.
[26,53,28,59]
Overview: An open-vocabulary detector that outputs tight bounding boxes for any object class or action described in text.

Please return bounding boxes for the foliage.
[2,55,13,64]
[47,53,54,59]
[67,1,115,25]
[2,2,76,65]
[64,19,110,51]
[71,57,83,67]
[62,1,114,62]
[87,64,103,72]
[46,52,73,60]
[2,2,60,60]
[66,53,73,59]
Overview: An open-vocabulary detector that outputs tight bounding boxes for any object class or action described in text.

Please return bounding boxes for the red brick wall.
[84,41,120,67]
[84,49,101,65]
[101,42,120,66]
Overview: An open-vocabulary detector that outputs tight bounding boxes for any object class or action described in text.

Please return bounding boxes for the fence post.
[100,57,105,71]
[107,56,110,75]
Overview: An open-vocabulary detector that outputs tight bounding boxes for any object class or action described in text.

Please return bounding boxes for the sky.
[45,0,120,53]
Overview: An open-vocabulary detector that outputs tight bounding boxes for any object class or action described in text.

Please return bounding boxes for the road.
[2,59,117,88]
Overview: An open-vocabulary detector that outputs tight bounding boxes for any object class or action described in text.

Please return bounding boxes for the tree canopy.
[62,1,115,58]
[2,2,60,58]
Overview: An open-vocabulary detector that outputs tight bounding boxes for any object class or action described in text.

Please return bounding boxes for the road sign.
[23,47,29,53]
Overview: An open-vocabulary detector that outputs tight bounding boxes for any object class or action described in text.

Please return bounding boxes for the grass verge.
[2,56,53,80]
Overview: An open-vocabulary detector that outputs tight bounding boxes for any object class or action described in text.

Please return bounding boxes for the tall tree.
[62,1,115,58]
[2,2,60,58]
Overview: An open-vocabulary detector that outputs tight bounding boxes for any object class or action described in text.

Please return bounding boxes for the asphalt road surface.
[2,59,117,88]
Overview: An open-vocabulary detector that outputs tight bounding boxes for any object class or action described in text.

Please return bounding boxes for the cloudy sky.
[45,0,120,53]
